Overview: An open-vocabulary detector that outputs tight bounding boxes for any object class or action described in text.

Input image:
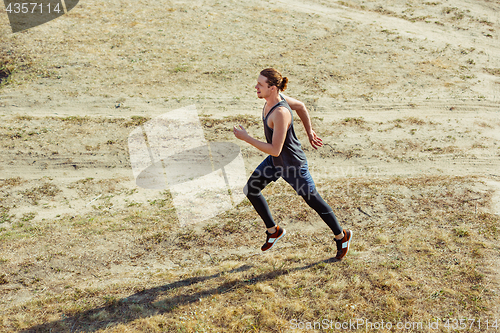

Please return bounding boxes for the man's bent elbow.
[271,148,282,157]
[297,102,307,113]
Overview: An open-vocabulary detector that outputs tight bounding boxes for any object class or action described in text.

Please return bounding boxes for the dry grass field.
[1,0,500,332]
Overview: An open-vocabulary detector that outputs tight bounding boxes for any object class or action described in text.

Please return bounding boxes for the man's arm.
[233,107,290,157]
[282,95,323,149]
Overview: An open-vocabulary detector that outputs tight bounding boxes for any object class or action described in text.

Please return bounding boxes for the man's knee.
[243,183,250,196]
[301,189,331,213]
[296,183,316,198]
[244,180,261,197]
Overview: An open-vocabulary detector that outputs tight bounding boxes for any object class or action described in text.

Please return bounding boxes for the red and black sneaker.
[335,229,352,260]
[261,226,286,251]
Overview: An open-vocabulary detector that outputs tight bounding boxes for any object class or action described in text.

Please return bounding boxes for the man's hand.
[308,130,323,149]
[233,125,249,142]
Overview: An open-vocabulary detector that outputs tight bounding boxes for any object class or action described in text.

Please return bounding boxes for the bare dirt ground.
[1,0,500,332]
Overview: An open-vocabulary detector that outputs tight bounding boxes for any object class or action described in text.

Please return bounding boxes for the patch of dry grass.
[0,42,55,88]
[0,116,136,173]
[311,114,494,164]
[18,183,61,205]
[484,68,500,76]
[201,114,261,141]
[0,175,499,332]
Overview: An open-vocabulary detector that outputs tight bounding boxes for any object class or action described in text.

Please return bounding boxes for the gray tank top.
[263,94,307,169]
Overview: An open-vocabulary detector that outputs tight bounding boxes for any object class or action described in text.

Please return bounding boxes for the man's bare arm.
[282,95,323,149]
[233,107,289,157]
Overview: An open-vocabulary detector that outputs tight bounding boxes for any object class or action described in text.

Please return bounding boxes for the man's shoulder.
[271,106,292,120]
[281,94,303,109]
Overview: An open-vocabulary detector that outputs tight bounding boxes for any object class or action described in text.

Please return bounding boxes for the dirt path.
[276,0,500,99]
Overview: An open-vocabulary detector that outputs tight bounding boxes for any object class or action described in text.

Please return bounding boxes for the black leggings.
[243,171,343,236]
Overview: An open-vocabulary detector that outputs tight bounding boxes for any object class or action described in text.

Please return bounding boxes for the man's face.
[255,75,274,99]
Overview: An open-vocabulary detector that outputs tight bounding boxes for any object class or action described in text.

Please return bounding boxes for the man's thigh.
[282,163,316,196]
[244,156,281,194]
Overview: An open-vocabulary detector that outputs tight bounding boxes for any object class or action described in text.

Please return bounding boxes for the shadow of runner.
[21,257,339,332]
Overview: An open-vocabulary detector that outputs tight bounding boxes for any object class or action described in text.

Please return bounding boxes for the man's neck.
[264,93,281,108]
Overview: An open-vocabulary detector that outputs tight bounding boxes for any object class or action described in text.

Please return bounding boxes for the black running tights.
[243,175,343,236]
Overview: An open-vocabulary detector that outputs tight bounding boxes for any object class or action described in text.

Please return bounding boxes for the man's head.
[255,68,288,99]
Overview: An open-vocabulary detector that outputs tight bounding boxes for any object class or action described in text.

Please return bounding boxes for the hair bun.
[280,77,288,92]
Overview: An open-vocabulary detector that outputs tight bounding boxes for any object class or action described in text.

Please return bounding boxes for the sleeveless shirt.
[263,94,307,169]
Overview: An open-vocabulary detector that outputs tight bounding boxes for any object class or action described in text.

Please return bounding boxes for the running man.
[233,68,352,260]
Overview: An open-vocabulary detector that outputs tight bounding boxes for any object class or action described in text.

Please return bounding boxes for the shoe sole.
[262,228,286,251]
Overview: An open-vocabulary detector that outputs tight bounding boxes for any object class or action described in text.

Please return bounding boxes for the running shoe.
[335,229,352,260]
[261,226,286,251]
